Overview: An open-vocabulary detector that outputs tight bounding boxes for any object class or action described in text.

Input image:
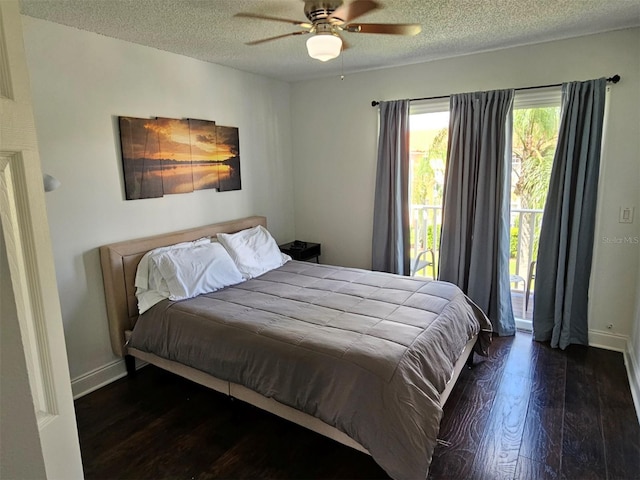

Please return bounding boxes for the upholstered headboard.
[99,216,267,357]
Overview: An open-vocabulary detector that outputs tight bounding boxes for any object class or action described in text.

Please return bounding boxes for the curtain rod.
[370,74,621,107]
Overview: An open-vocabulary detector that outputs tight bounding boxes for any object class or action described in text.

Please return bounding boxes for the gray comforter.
[129,261,492,479]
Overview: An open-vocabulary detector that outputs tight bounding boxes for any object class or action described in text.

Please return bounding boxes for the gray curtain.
[533,78,607,349]
[439,89,515,336]
[372,100,410,275]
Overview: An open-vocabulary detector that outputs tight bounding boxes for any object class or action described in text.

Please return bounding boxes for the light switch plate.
[619,206,634,223]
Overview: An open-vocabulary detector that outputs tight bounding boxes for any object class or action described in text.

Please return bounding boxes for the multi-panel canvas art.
[118,116,241,200]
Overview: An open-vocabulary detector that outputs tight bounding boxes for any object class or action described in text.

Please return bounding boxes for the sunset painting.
[118,116,241,200]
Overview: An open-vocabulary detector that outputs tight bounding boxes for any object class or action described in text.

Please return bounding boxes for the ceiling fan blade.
[345,23,422,35]
[235,12,312,29]
[328,0,380,24]
[245,31,309,46]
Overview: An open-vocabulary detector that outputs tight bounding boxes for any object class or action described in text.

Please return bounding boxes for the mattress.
[128,260,492,479]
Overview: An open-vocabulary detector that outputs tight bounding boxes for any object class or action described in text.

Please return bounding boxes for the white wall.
[290,28,640,348]
[22,16,295,391]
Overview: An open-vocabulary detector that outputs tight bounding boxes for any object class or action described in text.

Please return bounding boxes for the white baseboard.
[625,339,640,423]
[513,321,628,353]
[588,328,629,352]
[71,357,148,399]
[71,358,128,399]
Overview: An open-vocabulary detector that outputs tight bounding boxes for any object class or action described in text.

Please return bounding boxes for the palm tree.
[511,106,560,277]
[513,107,559,209]
[411,128,447,251]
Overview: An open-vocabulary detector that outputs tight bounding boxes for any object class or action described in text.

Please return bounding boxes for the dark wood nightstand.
[279,241,321,263]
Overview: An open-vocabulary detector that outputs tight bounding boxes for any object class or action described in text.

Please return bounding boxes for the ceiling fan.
[235,0,421,62]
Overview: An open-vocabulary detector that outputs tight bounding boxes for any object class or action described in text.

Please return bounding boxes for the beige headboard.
[99,216,267,357]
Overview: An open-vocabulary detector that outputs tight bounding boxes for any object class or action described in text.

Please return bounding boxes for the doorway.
[409,94,561,327]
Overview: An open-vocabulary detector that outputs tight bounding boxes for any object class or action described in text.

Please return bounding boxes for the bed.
[100,215,491,480]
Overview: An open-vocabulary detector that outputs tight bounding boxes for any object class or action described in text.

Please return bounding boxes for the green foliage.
[412,155,435,205]
[510,226,519,258]
[426,225,441,251]
[512,107,559,209]
[411,128,448,206]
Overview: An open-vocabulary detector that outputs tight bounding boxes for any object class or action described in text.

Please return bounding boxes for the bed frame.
[99,215,476,455]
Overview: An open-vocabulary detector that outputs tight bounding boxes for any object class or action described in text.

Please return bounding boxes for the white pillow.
[136,288,170,316]
[152,242,244,301]
[135,237,210,313]
[217,225,290,280]
[135,237,210,290]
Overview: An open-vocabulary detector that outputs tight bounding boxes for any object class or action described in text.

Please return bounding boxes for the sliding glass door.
[510,91,560,324]
[409,91,560,325]
[409,103,448,278]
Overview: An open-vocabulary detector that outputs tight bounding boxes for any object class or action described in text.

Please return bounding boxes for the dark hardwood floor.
[75,332,640,479]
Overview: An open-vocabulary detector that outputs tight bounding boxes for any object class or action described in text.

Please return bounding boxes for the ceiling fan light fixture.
[306,33,342,62]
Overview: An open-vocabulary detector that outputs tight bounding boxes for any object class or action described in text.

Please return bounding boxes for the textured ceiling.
[19,0,640,82]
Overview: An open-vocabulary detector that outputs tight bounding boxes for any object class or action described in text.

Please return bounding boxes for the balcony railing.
[410,205,442,276]
[410,204,543,287]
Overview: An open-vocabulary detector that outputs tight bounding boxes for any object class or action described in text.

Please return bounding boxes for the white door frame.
[0,2,84,478]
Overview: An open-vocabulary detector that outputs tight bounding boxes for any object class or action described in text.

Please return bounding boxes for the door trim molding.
[0,151,57,426]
